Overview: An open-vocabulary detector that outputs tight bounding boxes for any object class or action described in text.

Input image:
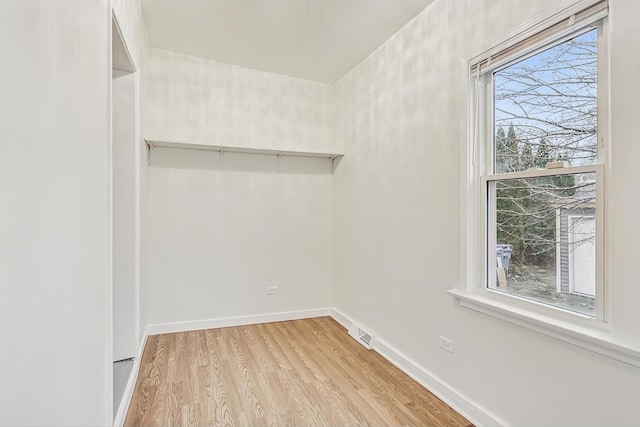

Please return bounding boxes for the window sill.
[448,288,640,368]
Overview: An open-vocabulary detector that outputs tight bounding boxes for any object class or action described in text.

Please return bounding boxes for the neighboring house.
[554,176,596,297]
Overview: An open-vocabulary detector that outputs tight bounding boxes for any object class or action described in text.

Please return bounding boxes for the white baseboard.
[146,307,331,336]
[113,332,149,427]
[329,308,505,427]
[329,307,351,329]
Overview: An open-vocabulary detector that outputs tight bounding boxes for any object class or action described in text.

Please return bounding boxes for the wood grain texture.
[125,317,473,427]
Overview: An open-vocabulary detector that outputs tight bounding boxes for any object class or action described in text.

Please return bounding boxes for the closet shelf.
[145,139,343,160]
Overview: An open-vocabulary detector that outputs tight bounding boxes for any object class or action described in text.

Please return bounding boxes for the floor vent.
[348,323,375,349]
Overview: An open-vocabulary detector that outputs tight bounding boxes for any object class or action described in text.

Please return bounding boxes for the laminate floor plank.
[125,317,472,427]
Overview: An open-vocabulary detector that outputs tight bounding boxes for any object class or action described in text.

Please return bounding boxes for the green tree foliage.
[495,127,575,266]
[535,138,551,168]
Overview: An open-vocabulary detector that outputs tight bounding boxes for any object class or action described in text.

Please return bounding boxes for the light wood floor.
[125,317,472,427]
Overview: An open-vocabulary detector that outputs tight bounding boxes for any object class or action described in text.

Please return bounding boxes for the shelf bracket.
[277,154,282,172]
[330,155,341,174]
[219,148,224,169]
[146,141,153,166]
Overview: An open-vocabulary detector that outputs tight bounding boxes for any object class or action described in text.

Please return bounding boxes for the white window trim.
[447,288,640,367]
[451,0,640,368]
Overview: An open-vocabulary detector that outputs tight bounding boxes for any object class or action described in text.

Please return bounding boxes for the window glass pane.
[494,29,598,174]
[489,173,596,317]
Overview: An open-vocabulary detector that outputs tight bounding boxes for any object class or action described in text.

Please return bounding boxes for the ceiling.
[141,0,435,84]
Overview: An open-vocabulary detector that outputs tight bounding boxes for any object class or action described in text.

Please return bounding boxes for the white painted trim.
[483,164,601,182]
[329,307,351,329]
[113,331,149,427]
[133,70,141,363]
[373,337,505,427]
[146,308,331,336]
[106,4,114,423]
[556,208,562,293]
[110,10,141,425]
[329,309,504,427]
[448,289,640,368]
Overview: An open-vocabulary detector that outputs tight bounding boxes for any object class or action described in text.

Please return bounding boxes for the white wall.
[333,0,640,426]
[0,1,111,425]
[146,48,336,153]
[607,0,640,346]
[145,49,335,327]
[147,150,333,325]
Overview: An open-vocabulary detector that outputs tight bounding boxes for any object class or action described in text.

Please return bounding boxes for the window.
[469,1,608,321]
[452,0,640,368]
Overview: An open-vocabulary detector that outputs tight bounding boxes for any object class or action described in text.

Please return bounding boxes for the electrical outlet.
[439,336,453,353]
[266,286,278,295]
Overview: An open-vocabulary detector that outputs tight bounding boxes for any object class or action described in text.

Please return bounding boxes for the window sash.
[481,163,605,320]
[483,165,600,182]
[482,22,605,177]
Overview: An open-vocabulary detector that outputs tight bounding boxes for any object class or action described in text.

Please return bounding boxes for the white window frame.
[475,13,608,317]
[476,3,608,319]
[448,0,640,368]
